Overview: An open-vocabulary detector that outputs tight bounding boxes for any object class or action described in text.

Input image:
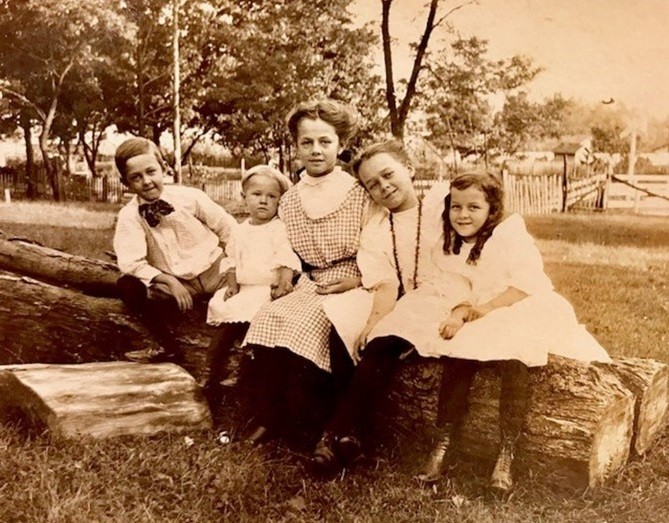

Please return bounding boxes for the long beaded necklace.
[389,198,422,298]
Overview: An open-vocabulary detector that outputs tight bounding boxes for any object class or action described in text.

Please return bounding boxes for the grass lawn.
[1,207,668,522]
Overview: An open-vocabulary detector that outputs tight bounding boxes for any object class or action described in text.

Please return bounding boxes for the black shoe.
[309,433,342,476]
[246,425,270,446]
[336,435,362,465]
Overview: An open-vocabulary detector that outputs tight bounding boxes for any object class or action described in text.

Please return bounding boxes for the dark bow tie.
[138,199,175,227]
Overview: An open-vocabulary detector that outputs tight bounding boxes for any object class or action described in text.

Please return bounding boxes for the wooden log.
[608,357,669,455]
[0,272,210,367]
[0,235,120,297]
[0,362,212,438]
[385,356,637,488]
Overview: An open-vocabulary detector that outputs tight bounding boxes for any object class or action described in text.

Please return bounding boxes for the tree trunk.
[0,236,120,297]
[0,245,665,486]
[0,272,156,365]
[39,133,60,202]
[384,355,666,488]
[0,271,212,368]
[608,357,669,455]
[20,109,36,199]
[0,362,212,438]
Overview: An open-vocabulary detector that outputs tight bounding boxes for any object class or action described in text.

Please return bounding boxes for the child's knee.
[116,275,148,312]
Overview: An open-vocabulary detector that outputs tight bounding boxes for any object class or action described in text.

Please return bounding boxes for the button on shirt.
[113,185,237,285]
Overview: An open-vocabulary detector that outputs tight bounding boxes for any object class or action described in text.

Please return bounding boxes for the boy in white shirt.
[113,137,237,363]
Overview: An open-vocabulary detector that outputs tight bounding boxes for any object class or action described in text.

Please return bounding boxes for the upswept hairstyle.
[442,172,505,265]
[114,137,166,183]
[286,99,358,144]
[351,139,412,179]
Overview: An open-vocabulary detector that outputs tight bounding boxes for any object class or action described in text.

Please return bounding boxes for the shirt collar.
[300,166,343,186]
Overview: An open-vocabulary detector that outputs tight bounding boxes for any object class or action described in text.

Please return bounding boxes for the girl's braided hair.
[442,172,505,265]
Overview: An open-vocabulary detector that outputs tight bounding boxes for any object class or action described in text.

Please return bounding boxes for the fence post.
[561,155,568,212]
[600,164,612,210]
[102,176,109,203]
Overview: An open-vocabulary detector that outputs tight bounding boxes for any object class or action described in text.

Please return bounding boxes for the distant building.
[639,143,669,166]
[553,136,593,165]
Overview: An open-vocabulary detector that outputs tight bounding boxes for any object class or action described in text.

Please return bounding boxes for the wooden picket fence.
[0,165,613,215]
[502,170,607,214]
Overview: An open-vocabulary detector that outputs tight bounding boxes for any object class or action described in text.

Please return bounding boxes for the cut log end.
[607,358,669,455]
[0,362,212,439]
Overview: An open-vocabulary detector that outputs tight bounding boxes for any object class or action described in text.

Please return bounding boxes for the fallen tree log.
[0,272,211,367]
[0,362,212,438]
[0,235,120,297]
[385,355,667,488]
[1,244,666,488]
[608,357,669,455]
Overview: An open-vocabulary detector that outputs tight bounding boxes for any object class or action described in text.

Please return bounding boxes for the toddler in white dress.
[203,165,301,406]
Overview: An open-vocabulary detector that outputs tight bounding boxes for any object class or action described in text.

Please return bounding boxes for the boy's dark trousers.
[437,357,529,441]
[116,274,184,359]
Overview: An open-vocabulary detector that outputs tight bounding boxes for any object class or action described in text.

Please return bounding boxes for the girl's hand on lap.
[465,304,492,322]
[315,276,362,295]
[439,315,464,339]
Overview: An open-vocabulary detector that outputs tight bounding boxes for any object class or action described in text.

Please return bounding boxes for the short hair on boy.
[351,140,413,178]
[241,165,292,195]
[286,99,358,144]
[115,137,166,182]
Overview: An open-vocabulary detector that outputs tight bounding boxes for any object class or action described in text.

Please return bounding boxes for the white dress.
[427,213,611,367]
[364,183,473,354]
[207,218,302,325]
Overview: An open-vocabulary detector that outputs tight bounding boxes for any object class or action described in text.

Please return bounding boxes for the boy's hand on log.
[316,276,362,295]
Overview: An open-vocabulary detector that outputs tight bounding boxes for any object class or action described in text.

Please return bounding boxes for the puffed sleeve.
[357,208,399,292]
[271,219,302,272]
[497,214,553,295]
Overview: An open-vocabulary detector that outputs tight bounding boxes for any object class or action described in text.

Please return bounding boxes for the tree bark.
[383,354,667,488]
[20,109,36,199]
[0,236,120,298]
[0,244,665,486]
[0,362,212,438]
[608,357,669,455]
[0,271,212,367]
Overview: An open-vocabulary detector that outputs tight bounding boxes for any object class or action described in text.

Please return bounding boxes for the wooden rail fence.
[2,168,666,215]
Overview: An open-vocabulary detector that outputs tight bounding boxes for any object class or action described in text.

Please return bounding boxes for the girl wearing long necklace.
[310,140,472,474]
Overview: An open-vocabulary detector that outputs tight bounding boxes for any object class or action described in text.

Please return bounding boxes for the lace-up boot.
[489,436,517,495]
[414,425,456,484]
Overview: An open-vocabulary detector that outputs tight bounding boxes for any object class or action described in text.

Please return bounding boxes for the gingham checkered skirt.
[244,183,368,372]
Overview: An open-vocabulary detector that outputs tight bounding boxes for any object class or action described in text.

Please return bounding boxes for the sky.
[351,0,669,121]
